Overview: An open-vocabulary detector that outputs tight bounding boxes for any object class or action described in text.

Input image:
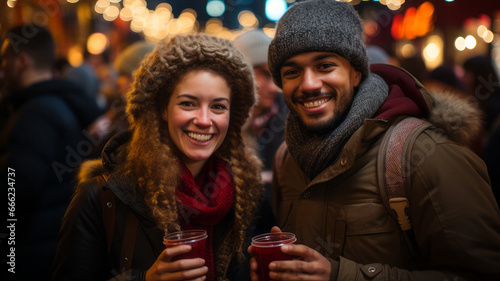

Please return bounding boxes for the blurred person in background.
[399,53,428,83]
[234,29,288,235]
[65,60,105,108]
[0,24,101,280]
[53,57,71,79]
[85,41,154,159]
[463,56,500,206]
[483,119,500,207]
[366,45,390,65]
[235,30,288,181]
[463,56,500,142]
[54,51,108,111]
[425,64,466,92]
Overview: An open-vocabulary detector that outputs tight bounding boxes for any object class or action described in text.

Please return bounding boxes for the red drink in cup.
[251,232,297,281]
[163,230,207,261]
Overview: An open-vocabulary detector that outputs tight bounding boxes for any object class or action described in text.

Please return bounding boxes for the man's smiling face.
[280,52,361,132]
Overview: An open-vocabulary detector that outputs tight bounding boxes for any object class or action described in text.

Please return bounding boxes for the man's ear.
[353,69,362,87]
[17,52,31,71]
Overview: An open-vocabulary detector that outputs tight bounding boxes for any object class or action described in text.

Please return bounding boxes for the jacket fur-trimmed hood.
[78,158,105,184]
[427,86,482,146]
[78,130,131,185]
[371,64,482,147]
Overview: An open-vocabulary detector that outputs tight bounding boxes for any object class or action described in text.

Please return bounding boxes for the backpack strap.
[119,210,139,272]
[97,175,115,255]
[96,174,139,273]
[274,142,288,176]
[377,117,431,259]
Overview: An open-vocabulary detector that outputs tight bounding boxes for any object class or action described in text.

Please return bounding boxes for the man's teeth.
[303,98,329,108]
[187,132,212,141]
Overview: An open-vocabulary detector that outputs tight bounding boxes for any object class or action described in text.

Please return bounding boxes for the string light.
[265,0,287,21]
[238,10,258,28]
[103,5,120,21]
[87,33,108,55]
[465,35,477,49]
[206,0,225,17]
[391,2,434,40]
[401,43,416,58]
[455,37,466,51]
[68,45,83,66]
[66,0,497,51]
[483,31,494,43]
[7,0,17,8]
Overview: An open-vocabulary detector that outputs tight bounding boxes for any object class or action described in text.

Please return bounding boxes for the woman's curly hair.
[123,34,263,277]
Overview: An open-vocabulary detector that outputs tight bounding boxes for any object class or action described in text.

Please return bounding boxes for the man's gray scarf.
[285,73,389,179]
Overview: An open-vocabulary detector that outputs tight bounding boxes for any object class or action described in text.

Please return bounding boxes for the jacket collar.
[79,130,154,220]
[309,118,392,187]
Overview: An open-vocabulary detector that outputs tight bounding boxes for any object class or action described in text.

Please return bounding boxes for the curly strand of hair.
[214,227,237,278]
[224,131,263,263]
[125,113,182,233]
[147,183,180,233]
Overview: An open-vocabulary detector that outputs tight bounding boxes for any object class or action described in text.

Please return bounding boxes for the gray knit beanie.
[268,0,368,87]
[234,29,273,67]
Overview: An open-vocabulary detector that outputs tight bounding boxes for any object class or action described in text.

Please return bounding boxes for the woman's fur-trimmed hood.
[78,130,132,184]
[78,158,105,184]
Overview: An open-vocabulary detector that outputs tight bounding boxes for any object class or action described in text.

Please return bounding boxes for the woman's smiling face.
[163,70,231,169]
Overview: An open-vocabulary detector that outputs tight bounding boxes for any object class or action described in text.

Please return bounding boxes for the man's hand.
[269,244,331,280]
[248,226,331,280]
[248,226,283,280]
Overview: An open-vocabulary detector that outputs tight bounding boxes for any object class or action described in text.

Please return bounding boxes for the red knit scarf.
[176,157,234,281]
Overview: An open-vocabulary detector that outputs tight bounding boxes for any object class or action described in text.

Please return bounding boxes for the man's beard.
[301,107,348,134]
[295,87,354,134]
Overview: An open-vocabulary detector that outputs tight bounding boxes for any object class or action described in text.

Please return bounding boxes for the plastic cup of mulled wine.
[163,230,208,261]
[251,232,297,281]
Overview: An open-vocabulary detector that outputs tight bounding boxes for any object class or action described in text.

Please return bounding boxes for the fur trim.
[77,159,106,185]
[427,85,483,146]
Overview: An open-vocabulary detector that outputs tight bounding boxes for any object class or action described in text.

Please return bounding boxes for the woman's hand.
[146,245,208,281]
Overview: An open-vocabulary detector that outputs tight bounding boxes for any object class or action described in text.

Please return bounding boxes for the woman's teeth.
[187,132,212,142]
[303,98,329,108]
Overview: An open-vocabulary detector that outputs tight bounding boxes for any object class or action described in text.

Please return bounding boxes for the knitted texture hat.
[268,0,368,87]
[234,29,273,67]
